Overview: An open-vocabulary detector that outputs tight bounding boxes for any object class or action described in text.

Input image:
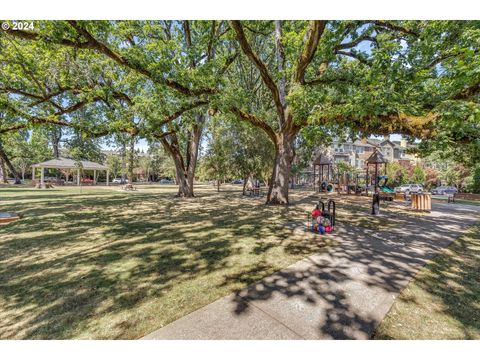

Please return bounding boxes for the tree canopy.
[1,20,479,203]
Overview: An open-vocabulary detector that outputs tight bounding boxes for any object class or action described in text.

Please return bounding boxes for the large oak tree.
[1,20,478,203]
[219,20,479,203]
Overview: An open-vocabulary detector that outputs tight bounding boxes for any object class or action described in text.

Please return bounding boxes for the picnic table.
[246,187,264,197]
[122,184,137,191]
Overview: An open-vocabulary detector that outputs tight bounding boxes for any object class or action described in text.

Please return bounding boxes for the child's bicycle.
[307,199,336,234]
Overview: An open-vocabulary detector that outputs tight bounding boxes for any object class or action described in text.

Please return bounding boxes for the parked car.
[112,177,128,184]
[7,178,23,184]
[394,184,424,194]
[231,179,244,185]
[159,179,174,184]
[81,178,94,184]
[431,186,458,195]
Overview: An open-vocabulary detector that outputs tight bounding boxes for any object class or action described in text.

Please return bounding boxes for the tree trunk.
[128,136,135,183]
[0,158,7,183]
[186,116,204,194]
[242,177,248,195]
[161,137,194,197]
[266,132,295,205]
[160,114,204,198]
[0,142,20,183]
[274,20,287,109]
[52,128,62,181]
[121,141,127,184]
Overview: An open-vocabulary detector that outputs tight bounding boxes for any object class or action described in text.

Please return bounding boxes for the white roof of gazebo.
[32,157,108,170]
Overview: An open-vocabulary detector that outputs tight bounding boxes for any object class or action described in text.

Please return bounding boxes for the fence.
[454,193,480,201]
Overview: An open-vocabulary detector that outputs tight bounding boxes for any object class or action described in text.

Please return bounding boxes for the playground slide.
[379,185,395,193]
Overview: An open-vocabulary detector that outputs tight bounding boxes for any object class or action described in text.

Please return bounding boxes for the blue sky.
[136,138,149,151]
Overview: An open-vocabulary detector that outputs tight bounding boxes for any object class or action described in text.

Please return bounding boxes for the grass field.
[0,184,331,339]
[374,223,480,339]
[432,196,480,207]
[0,184,441,339]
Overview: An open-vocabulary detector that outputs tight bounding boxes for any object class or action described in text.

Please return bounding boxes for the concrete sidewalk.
[143,202,479,340]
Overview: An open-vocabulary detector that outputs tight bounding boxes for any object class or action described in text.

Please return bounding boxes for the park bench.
[246,187,263,197]
[32,180,54,189]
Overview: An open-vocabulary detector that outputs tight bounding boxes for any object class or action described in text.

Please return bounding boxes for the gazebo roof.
[313,153,332,165]
[32,157,108,170]
[366,150,387,164]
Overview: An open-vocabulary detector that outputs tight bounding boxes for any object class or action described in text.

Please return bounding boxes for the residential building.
[330,136,418,170]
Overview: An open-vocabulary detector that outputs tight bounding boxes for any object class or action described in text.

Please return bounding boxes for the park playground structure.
[311,150,395,200]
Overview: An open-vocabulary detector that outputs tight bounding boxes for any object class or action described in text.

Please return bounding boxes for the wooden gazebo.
[31,157,109,188]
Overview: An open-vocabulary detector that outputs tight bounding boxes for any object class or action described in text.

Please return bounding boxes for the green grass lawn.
[433,197,480,207]
[0,184,422,339]
[0,184,340,339]
[373,223,480,339]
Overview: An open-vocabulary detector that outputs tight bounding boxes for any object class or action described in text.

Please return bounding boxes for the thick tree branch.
[4,23,215,97]
[0,103,71,134]
[68,21,217,97]
[334,35,377,51]
[182,20,196,68]
[156,100,209,128]
[206,21,217,60]
[372,21,419,38]
[335,50,372,65]
[0,92,109,135]
[230,20,285,123]
[425,49,479,70]
[230,106,277,144]
[451,82,480,100]
[275,20,287,112]
[0,86,44,101]
[29,88,80,107]
[3,28,96,49]
[294,20,327,84]
[152,130,175,140]
[309,111,436,138]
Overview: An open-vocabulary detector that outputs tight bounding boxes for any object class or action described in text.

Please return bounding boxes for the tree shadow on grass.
[223,205,479,339]
[386,225,480,339]
[0,187,477,339]
[0,188,330,339]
